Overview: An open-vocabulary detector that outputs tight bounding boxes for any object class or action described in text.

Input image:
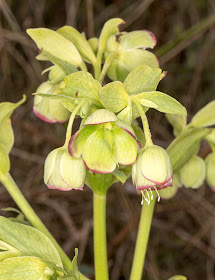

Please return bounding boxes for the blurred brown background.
[0,0,215,279]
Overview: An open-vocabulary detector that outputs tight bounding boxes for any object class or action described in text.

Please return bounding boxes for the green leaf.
[112,169,127,183]
[98,18,124,54]
[57,26,96,64]
[205,129,215,144]
[190,100,215,127]
[0,256,54,280]
[0,96,26,153]
[136,91,187,115]
[166,113,187,136]
[0,144,10,178]
[167,128,210,172]
[0,217,63,267]
[60,72,102,105]
[58,249,80,280]
[107,49,159,82]
[120,30,156,50]
[124,65,163,95]
[34,93,77,103]
[168,276,187,280]
[27,28,82,73]
[98,81,128,112]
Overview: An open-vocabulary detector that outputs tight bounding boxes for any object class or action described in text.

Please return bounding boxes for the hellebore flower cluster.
[132,145,173,204]
[69,109,140,174]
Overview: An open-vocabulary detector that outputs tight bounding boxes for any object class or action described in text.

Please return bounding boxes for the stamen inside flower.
[140,187,161,205]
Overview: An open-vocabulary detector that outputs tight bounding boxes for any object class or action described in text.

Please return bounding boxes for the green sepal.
[27,28,82,73]
[98,18,124,56]
[84,109,118,125]
[136,91,187,115]
[58,249,80,280]
[166,113,187,136]
[119,30,156,50]
[0,144,10,179]
[57,26,96,65]
[107,49,159,82]
[59,72,102,106]
[48,65,67,85]
[98,81,128,112]
[124,65,163,95]
[0,95,26,153]
[167,128,210,171]
[179,155,205,189]
[0,256,55,280]
[190,100,215,128]
[85,170,114,195]
[0,216,63,267]
[205,153,215,188]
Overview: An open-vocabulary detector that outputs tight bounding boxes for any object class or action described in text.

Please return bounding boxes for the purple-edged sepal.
[44,147,86,191]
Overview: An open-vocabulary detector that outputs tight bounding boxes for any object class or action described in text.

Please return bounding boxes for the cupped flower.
[205,153,215,190]
[179,155,205,189]
[33,81,70,123]
[44,147,86,191]
[132,145,173,203]
[69,109,140,174]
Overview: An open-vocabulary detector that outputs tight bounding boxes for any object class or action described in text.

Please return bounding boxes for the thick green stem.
[93,192,109,280]
[131,97,153,147]
[130,199,156,280]
[0,173,73,270]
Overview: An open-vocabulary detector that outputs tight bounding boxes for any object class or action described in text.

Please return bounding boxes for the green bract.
[69,109,140,174]
[205,153,215,190]
[99,65,186,123]
[105,30,159,81]
[33,81,70,123]
[179,155,206,189]
[44,147,86,191]
[132,145,173,193]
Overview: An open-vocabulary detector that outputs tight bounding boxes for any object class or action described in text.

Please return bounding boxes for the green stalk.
[99,53,115,83]
[129,199,156,280]
[131,97,153,147]
[0,173,73,270]
[156,13,215,60]
[93,192,109,280]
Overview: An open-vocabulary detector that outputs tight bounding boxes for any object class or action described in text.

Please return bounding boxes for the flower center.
[103,122,113,130]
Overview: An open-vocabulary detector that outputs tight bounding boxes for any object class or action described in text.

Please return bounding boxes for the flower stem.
[131,97,153,146]
[99,53,115,83]
[0,172,73,270]
[93,192,109,280]
[64,101,85,147]
[129,199,156,280]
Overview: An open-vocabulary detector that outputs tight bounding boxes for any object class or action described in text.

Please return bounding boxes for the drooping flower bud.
[205,153,215,191]
[44,147,86,191]
[179,155,205,189]
[69,109,140,174]
[33,82,70,123]
[132,145,173,204]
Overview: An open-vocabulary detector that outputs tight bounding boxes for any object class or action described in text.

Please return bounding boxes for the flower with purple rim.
[44,147,86,191]
[132,145,173,194]
[68,109,140,174]
[33,81,70,123]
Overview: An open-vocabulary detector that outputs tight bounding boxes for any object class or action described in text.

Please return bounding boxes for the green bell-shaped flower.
[69,109,140,174]
[205,153,215,191]
[33,82,70,123]
[105,30,159,82]
[44,147,86,191]
[132,145,172,203]
[179,155,205,189]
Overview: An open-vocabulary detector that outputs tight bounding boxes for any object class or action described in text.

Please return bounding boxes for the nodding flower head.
[132,145,173,204]
[33,82,70,123]
[44,147,86,191]
[68,109,140,174]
